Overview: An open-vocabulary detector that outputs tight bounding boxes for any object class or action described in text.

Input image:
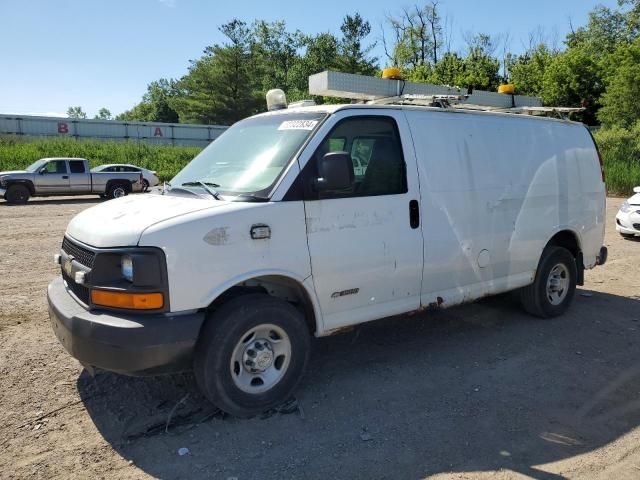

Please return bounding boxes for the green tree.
[66,106,87,119]
[542,48,604,124]
[94,108,112,120]
[172,20,263,124]
[336,13,378,75]
[598,39,640,127]
[289,32,340,101]
[116,79,179,123]
[509,45,555,97]
[427,52,466,86]
[461,34,501,91]
[253,20,302,93]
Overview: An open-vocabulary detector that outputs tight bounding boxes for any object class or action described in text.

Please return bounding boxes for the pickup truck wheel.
[5,184,30,204]
[520,246,577,318]
[107,184,127,199]
[194,294,310,418]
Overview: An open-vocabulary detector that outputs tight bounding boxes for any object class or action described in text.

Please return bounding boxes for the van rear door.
[301,111,424,331]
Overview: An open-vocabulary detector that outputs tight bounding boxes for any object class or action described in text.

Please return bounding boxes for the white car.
[49,100,607,417]
[616,187,640,238]
[91,164,159,191]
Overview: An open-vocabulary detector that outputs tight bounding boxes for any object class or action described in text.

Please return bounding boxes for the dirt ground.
[0,195,639,480]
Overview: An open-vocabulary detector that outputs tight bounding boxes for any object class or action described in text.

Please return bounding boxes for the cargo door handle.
[62,175,69,179]
[409,200,420,229]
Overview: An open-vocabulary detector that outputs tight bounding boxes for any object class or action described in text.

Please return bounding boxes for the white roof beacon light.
[266,89,287,111]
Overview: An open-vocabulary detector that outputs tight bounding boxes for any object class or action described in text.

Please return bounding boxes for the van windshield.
[170,112,326,198]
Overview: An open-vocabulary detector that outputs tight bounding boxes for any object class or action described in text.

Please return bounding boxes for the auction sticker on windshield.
[278,120,318,130]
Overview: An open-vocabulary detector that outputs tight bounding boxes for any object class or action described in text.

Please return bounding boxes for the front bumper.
[616,210,640,235]
[48,276,205,376]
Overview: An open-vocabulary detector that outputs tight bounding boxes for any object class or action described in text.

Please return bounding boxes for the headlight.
[620,201,631,213]
[121,255,133,282]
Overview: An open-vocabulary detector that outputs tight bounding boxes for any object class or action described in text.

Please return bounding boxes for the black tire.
[142,179,149,192]
[520,246,577,318]
[194,294,311,418]
[5,184,30,205]
[621,233,636,239]
[107,183,128,200]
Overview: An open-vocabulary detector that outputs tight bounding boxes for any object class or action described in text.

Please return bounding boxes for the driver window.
[42,160,68,174]
[312,116,407,199]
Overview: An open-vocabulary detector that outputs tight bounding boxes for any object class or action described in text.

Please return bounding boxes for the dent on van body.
[405,110,604,307]
[139,201,313,313]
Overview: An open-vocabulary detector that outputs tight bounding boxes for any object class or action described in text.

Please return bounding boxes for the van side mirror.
[315,152,353,191]
[634,186,640,194]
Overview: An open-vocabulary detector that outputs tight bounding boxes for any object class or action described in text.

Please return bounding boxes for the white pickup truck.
[48,101,607,417]
[0,157,143,204]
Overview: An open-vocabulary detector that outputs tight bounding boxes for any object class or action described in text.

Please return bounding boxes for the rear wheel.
[5,184,30,205]
[194,294,310,418]
[520,246,577,318]
[107,183,128,199]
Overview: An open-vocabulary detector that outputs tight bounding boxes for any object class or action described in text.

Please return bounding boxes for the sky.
[0,0,620,118]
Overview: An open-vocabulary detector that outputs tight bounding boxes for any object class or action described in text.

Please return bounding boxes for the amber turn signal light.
[90,290,164,310]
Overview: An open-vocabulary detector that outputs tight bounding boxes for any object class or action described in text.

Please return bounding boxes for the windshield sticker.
[278,120,318,131]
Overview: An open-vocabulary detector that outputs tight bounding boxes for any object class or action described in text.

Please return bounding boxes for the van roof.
[257,103,583,126]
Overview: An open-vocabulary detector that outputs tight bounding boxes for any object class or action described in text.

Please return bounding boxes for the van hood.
[66,193,226,247]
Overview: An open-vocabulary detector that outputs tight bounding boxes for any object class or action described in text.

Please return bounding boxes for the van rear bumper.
[48,276,205,376]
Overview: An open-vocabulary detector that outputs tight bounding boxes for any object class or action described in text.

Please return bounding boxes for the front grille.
[61,237,95,268]
[62,269,90,305]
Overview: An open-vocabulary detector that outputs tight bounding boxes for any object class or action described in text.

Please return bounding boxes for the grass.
[1,129,639,195]
[593,124,640,196]
[0,136,201,181]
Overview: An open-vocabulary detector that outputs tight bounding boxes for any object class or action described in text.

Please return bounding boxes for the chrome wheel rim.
[230,324,291,394]
[546,263,569,305]
[113,187,126,198]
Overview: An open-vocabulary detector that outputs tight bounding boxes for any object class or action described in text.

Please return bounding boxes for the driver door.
[302,111,424,331]
[34,160,70,193]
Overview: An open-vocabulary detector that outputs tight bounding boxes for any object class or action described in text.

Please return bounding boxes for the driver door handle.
[62,175,69,179]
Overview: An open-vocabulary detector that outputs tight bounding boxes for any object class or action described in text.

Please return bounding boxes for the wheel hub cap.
[244,340,274,372]
[546,263,569,305]
[230,324,291,394]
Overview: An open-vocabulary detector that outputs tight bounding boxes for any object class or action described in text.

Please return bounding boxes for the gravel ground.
[0,195,639,480]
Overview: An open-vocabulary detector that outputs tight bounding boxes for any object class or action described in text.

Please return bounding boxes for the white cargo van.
[48,102,607,417]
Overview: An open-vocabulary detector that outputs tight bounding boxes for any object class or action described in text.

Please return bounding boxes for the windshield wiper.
[181,181,222,200]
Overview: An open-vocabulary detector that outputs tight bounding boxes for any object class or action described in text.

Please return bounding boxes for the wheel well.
[6,180,34,195]
[547,230,580,258]
[106,180,131,193]
[546,230,584,285]
[206,275,317,335]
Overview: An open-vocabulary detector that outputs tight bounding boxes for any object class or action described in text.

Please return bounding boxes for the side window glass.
[42,161,67,174]
[351,138,375,179]
[310,116,407,199]
[69,161,85,173]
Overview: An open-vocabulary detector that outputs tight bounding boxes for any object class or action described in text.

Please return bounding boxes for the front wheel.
[5,184,30,204]
[194,294,311,418]
[520,246,577,318]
